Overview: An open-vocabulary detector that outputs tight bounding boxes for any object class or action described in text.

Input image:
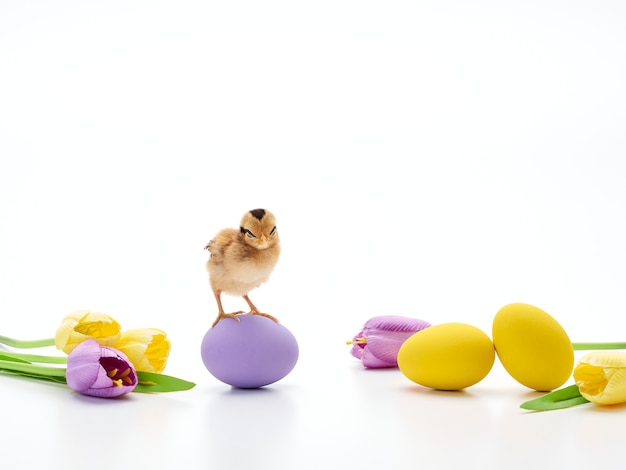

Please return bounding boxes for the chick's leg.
[212,290,243,327]
[242,294,279,323]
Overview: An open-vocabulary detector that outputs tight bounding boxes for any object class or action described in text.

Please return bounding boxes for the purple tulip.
[66,339,138,397]
[348,316,431,368]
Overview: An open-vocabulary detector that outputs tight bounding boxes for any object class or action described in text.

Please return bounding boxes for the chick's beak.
[256,235,269,249]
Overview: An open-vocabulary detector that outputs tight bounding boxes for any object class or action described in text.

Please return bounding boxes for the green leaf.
[520,384,590,411]
[0,358,67,379]
[0,358,68,384]
[0,367,68,384]
[134,371,196,393]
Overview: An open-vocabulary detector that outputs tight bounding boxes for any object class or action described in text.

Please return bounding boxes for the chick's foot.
[248,311,279,324]
[212,311,243,328]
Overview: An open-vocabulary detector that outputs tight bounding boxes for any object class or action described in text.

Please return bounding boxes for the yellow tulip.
[573,351,626,405]
[114,328,171,373]
[55,310,122,354]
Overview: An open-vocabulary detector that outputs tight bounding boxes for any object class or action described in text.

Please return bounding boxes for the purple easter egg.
[201,314,299,388]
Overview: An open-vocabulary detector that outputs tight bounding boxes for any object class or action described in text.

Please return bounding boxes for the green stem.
[0,351,67,364]
[572,342,626,350]
[0,335,56,349]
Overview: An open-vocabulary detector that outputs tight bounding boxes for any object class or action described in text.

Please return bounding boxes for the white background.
[1,1,626,469]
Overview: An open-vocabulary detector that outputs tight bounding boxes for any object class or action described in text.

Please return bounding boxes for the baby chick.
[204,208,281,327]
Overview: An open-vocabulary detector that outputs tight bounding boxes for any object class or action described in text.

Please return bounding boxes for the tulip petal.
[54,310,88,352]
[363,316,431,333]
[365,331,420,365]
[65,340,105,392]
[600,368,626,404]
[55,310,122,354]
[115,328,171,373]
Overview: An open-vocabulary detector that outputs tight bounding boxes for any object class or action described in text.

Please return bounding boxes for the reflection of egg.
[398,323,495,390]
[492,303,573,391]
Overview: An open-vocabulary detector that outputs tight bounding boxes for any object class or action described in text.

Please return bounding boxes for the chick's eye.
[270,226,277,236]
[242,229,256,239]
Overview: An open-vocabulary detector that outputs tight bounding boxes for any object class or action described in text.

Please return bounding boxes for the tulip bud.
[55,310,122,354]
[574,351,626,405]
[347,316,431,368]
[66,339,137,398]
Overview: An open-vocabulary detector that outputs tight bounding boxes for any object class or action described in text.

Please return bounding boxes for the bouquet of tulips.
[0,310,195,398]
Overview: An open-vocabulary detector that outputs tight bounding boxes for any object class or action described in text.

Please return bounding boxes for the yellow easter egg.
[492,303,573,391]
[397,322,495,390]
